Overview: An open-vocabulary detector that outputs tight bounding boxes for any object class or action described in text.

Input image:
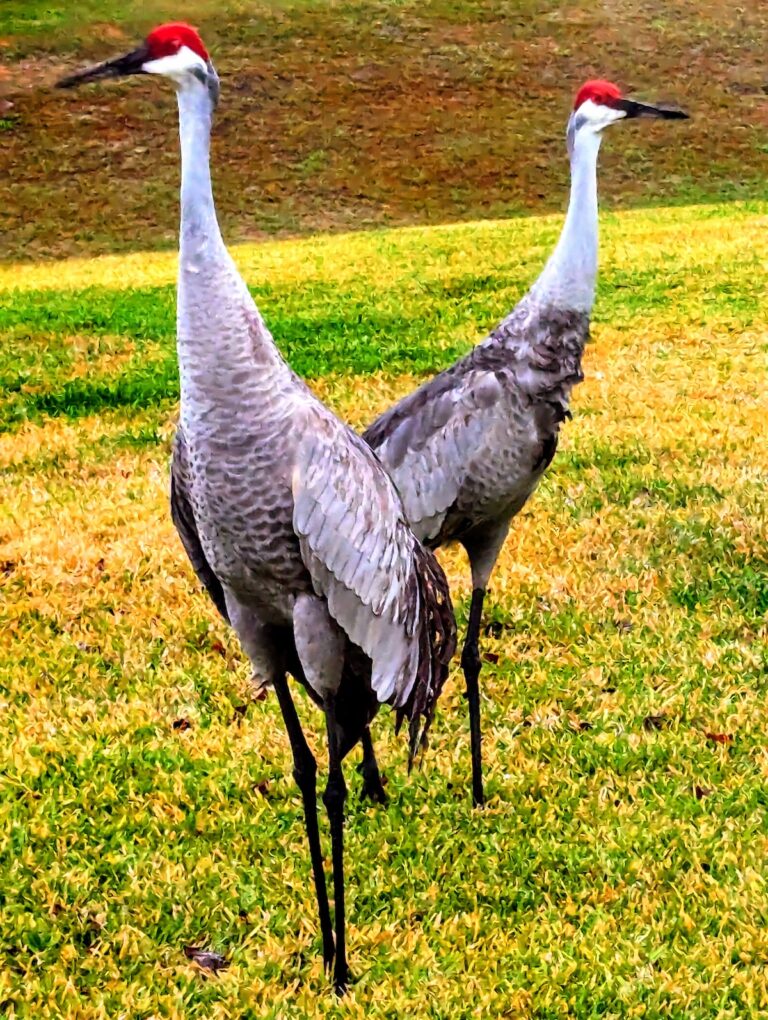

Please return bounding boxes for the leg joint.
[292,747,317,791]
[461,640,482,676]
[323,770,347,813]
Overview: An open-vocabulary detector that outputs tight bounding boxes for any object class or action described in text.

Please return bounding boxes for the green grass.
[1,204,767,1017]
[2,203,766,430]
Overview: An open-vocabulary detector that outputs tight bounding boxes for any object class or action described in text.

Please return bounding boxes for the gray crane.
[363,80,688,807]
[58,23,456,994]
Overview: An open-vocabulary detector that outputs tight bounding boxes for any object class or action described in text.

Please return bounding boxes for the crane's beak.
[56,44,151,88]
[616,98,689,120]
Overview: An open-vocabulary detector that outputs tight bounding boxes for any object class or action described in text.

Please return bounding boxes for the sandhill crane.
[58,23,456,993]
[363,81,689,807]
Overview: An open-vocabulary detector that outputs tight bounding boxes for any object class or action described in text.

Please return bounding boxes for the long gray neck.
[175,74,288,424]
[528,125,601,314]
[178,78,223,255]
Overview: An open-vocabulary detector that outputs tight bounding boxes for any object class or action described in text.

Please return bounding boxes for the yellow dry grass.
[1,204,767,1017]
[1,203,765,297]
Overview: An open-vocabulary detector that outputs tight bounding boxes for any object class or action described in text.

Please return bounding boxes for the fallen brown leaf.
[183,946,229,974]
[231,704,248,723]
[705,732,733,745]
[643,715,666,732]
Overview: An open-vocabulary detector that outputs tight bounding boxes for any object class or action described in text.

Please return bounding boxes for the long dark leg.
[271,673,335,969]
[461,587,486,808]
[358,726,387,804]
[323,697,349,993]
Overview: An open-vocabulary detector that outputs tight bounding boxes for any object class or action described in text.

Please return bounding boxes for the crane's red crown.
[146,23,209,62]
[574,80,623,110]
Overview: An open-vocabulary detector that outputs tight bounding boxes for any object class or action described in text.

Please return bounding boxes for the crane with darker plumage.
[57,23,456,994]
[363,80,689,807]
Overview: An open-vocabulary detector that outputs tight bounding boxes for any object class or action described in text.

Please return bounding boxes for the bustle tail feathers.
[396,542,457,766]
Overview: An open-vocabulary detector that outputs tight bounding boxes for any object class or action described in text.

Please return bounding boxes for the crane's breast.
[181,414,312,618]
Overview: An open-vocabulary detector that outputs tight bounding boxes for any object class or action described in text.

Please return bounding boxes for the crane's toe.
[333,962,352,995]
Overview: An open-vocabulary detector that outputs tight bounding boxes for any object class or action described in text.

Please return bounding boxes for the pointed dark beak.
[56,44,150,89]
[616,98,689,120]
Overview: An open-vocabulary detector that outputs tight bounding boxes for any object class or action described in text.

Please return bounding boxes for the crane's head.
[568,79,688,153]
[56,22,218,100]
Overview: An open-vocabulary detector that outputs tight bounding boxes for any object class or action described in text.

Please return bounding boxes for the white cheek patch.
[142,46,206,80]
[578,97,627,130]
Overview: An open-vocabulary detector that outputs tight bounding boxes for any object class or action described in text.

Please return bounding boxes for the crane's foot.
[357,760,388,804]
[360,770,388,805]
[333,961,352,996]
[472,783,486,809]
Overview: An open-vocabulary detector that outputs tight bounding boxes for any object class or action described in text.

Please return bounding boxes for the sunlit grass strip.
[1,202,766,295]
[2,318,765,473]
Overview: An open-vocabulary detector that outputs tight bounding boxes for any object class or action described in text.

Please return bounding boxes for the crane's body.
[58,24,455,994]
[365,301,590,554]
[365,83,688,806]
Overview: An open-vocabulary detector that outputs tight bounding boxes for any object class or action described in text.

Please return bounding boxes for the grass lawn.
[1,202,767,1017]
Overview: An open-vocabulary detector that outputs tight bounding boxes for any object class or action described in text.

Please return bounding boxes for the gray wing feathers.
[170,430,230,624]
[292,420,424,706]
[366,370,504,541]
[365,301,588,543]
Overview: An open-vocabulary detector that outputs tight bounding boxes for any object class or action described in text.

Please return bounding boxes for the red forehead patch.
[146,22,209,62]
[574,79,622,110]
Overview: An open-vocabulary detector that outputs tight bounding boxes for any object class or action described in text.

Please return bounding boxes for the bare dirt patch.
[1,0,766,261]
